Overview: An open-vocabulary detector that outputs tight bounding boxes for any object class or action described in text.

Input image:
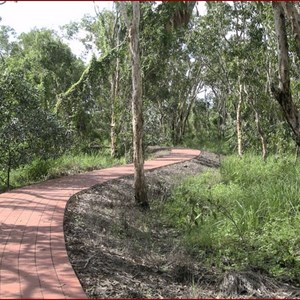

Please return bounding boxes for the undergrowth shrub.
[164,154,300,284]
[26,159,53,181]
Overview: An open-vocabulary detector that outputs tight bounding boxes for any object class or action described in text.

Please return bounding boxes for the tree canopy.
[2,1,300,186]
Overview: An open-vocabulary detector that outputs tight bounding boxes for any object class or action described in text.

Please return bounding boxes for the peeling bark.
[110,53,120,157]
[110,71,117,157]
[121,2,148,208]
[237,77,243,157]
[272,2,300,147]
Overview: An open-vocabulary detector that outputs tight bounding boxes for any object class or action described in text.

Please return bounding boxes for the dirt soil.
[64,150,299,298]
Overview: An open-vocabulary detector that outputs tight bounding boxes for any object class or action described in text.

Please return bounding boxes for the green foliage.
[183,2,297,157]
[26,159,52,181]
[0,69,70,189]
[136,2,204,146]
[59,11,130,147]
[56,49,121,125]
[6,28,84,111]
[0,25,17,57]
[164,154,300,284]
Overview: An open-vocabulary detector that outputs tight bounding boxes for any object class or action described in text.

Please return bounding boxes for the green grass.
[1,152,125,191]
[163,154,300,284]
[182,134,232,155]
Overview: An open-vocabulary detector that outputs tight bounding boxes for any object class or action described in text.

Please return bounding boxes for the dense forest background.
[2,1,300,291]
[1,2,299,188]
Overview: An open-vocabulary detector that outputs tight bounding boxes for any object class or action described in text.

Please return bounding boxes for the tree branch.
[118,1,131,29]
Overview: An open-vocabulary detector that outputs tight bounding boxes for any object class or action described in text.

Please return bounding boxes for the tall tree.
[272,2,300,147]
[61,10,131,156]
[120,2,148,208]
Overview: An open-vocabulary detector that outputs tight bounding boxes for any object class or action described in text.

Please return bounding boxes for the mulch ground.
[64,150,299,298]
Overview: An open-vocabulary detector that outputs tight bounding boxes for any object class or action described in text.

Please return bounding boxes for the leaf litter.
[64,150,299,298]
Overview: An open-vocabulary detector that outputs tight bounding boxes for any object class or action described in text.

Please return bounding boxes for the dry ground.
[64,150,299,298]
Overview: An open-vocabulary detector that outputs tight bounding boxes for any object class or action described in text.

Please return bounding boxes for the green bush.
[164,154,300,284]
[26,159,53,181]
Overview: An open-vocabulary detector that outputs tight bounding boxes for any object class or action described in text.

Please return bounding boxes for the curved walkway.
[0,148,200,299]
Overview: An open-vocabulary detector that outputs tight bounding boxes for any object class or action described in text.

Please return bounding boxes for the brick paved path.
[0,148,200,299]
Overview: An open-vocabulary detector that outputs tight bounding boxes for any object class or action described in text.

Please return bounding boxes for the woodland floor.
[64,150,300,298]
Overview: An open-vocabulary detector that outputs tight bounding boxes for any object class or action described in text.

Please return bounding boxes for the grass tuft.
[163,154,300,284]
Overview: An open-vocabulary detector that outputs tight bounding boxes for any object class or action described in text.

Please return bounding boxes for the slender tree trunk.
[272,2,300,146]
[180,82,200,142]
[181,96,195,139]
[7,150,11,190]
[255,109,267,160]
[172,110,178,145]
[119,2,148,207]
[237,77,243,156]
[110,16,121,158]
[110,75,116,157]
[128,2,148,208]
[212,87,226,141]
[246,88,267,160]
[110,58,119,157]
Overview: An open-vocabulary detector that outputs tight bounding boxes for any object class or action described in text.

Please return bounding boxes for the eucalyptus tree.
[119,1,148,208]
[91,9,130,157]
[61,8,131,156]
[57,1,197,206]
[272,2,300,149]
[188,2,235,150]
[119,1,195,206]
[160,38,203,145]
[187,2,290,157]
[139,1,199,146]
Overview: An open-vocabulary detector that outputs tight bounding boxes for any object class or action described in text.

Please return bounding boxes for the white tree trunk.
[110,52,120,157]
[237,77,243,157]
[120,2,148,207]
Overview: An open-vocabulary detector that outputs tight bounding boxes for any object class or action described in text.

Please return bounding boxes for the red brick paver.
[0,148,200,299]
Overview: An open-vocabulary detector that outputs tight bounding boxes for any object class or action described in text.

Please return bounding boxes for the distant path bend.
[0,148,200,299]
